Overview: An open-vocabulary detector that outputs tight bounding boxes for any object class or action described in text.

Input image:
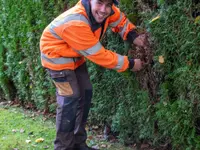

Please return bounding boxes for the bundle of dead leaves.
[129,33,160,102]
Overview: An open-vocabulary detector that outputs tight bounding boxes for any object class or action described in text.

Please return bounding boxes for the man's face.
[89,0,113,23]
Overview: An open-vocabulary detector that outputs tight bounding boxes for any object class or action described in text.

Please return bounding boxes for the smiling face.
[89,0,113,23]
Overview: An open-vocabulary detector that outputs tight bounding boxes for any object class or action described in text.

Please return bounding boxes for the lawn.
[0,106,133,150]
[0,107,55,150]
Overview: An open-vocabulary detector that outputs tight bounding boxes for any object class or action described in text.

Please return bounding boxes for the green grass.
[0,107,55,150]
[0,106,133,150]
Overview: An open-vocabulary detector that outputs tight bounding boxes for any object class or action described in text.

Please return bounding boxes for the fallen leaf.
[12,129,17,133]
[44,146,49,149]
[20,129,25,133]
[0,102,9,105]
[31,144,37,147]
[159,56,164,64]
[35,138,44,143]
[26,140,31,143]
[92,125,99,129]
[31,114,35,117]
[107,144,111,148]
[92,145,100,149]
[100,144,107,148]
[150,15,160,23]
[13,104,20,107]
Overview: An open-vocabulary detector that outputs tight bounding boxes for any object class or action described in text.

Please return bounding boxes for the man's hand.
[131,59,144,72]
[133,34,147,48]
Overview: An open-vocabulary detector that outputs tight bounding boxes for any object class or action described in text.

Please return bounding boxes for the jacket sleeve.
[60,21,129,72]
[108,5,139,42]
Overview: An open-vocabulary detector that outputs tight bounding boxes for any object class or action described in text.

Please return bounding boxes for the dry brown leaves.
[129,33,160,101]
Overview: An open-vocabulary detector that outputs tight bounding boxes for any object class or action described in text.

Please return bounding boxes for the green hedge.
[0,0,199,149]
[149,1,200,149]
[0,0,67,109]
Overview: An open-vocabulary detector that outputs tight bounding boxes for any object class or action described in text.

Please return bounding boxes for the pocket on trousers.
[53,81,73,96]
[47,69,74,96]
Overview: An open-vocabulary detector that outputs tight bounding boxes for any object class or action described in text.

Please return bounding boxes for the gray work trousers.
[48,63,92,150]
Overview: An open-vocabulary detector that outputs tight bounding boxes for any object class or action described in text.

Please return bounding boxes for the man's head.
[89,0,113,23]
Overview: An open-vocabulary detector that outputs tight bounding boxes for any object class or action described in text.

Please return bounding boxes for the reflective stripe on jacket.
[40,0,136,72]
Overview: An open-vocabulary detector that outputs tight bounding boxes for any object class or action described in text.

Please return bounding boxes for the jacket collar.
[81,0,97,25]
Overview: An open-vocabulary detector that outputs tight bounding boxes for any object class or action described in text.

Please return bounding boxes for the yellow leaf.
[35,138,44,143]
[150,15,160,23]
[195,16,200,24]
[159,56,164,64]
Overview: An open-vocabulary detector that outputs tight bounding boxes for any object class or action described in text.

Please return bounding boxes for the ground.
[0,104,134,150]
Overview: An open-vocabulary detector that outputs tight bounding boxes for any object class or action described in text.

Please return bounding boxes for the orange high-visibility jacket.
[40,0,138,72]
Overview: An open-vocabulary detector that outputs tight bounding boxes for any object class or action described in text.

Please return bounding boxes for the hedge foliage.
[0,0,199,149]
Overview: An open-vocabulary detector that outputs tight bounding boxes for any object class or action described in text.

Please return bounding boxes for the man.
[40,0,146,149]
